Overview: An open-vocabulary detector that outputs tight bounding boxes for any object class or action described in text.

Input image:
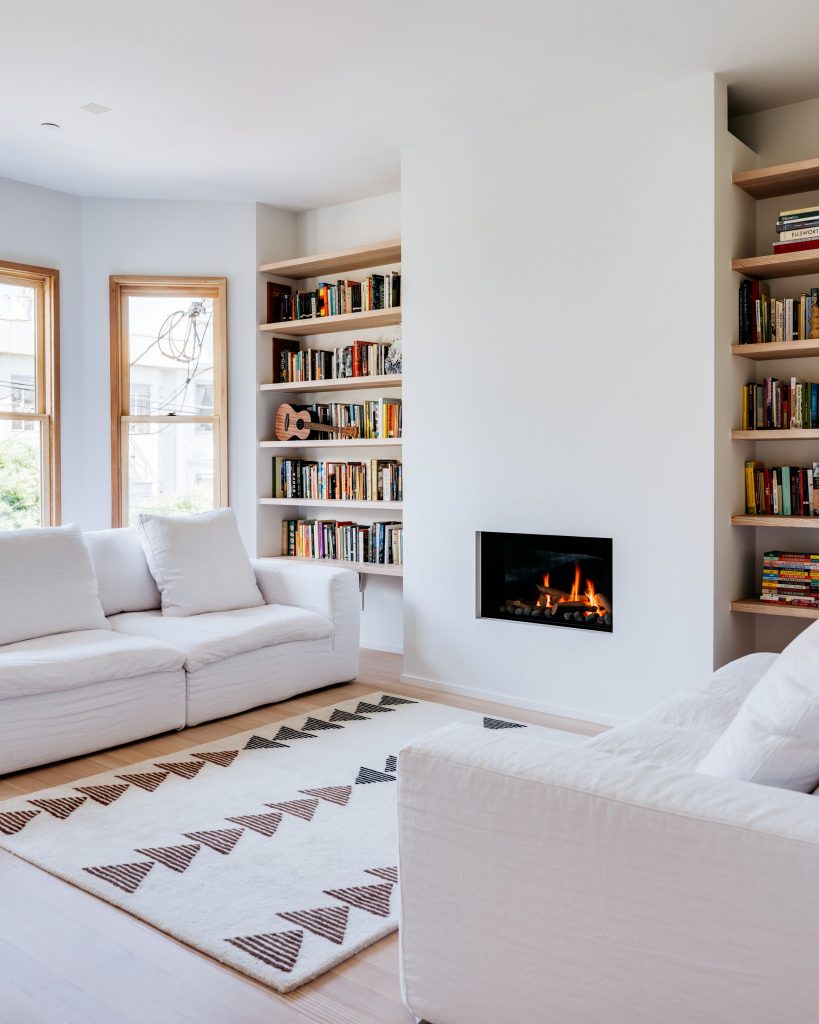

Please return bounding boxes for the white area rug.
[0,692,584,992]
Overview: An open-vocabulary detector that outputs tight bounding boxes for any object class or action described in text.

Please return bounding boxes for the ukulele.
[274,403,360,441]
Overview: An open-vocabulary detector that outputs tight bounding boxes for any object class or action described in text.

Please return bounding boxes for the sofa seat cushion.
[587,721,718,770]
[108,603,333,672]
[0,629,184,699]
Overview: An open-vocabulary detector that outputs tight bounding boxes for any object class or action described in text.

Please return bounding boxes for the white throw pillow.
[136,508,264,617]
[0,523,110,646]
[697,621,819,792]
[84,527,161,616]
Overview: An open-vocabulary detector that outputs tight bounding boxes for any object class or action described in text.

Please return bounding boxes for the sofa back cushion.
[0,524,109,646]
[697,620,819,792]
[136,508,264,617]
[85,528,162,616]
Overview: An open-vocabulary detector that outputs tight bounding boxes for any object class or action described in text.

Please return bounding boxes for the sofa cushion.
[137,508,264,617]
[588,720,719,770]
[85,527,161,616]
[0,524,109,646]
[108,603,333,672]
[0,629,183,698]
[698,620,819,792]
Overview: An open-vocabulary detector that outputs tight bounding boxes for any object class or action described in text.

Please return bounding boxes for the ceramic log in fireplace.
[477,532,613,632]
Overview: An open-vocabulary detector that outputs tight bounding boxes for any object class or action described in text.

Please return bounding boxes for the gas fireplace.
[477,532,613,632]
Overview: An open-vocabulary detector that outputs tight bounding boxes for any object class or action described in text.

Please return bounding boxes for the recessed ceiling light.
[40,122,60,129]
[80,102,111,115]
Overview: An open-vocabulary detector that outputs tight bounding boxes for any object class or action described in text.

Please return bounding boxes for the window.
[0,261,60,529]
[110,276,227,527]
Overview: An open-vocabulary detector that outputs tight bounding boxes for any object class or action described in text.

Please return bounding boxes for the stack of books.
[273,457,402,502]
[761,551,819,607]
[773,205,819,254]
[741,377,819,429]
[738,280,819,343]
[277,340,399,384]
[745,460,819,516]
[281,519,403,565]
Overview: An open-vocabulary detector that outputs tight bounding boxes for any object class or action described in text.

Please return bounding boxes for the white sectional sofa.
[1,524,359,775]
[397,651,819,1024]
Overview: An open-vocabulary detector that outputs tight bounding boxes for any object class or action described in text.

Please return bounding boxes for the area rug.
[0,692,584,992]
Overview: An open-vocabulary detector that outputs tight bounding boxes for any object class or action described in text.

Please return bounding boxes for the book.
[779,225,819,242]
[773,238,819,255]
[779,205,819,219]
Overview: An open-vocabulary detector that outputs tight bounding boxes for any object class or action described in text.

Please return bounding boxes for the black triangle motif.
[225,812,283,837]
[225,929,303,973]
[299,785,352,806]
[244,735,289,750]
[355,767,396,785]
[379,694,418,706]
[324,882,394,918]
[483,717,526,730]
[83,860,154,893]
[116,771,168,792]
[356,701,394,715]
[273,725,316,742]
[277,905,349,945]
[183,828,243,855]
[135,843,200,873]
[329,709,369,723]
[302,716,344,732]
[385,755,398,774]
[0,809,40,835]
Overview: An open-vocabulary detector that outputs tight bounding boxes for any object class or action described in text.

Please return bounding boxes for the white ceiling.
[4,0,819,210]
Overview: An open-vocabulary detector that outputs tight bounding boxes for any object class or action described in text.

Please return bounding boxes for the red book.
[772,239,819,254]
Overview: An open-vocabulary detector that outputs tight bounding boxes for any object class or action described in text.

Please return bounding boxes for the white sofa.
[1,527,359,775]
[397,652,819,1024]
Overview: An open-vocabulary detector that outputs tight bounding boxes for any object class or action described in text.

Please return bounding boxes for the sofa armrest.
[251,558,358,623]
[398,724,819,1024]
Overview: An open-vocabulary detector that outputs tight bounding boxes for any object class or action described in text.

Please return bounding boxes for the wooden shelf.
[260,437,402,450]
[733,158,819,200]
[731,428,819,440]
[270,556,403,578]
[732,340,819,360]
[259,240,401,279]
[731,596,819,620]
[732,251,819,280]
[260,308,401,336]
[260,498,403,510]
[260,374,401,394]
[732,514,819,528]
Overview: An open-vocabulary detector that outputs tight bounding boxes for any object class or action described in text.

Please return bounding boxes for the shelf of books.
[730,596,819,620]
[261,308,401,336]
[260,374,401,394]
[259,239,401,279]
[732,514,819,528]
[260,438,402,450]
[260,498,403,510]
[732,429,819,440]
[272,556,403,578]
[731,340,819,361]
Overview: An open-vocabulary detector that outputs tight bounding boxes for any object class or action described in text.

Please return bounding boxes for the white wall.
[402,75,719,723]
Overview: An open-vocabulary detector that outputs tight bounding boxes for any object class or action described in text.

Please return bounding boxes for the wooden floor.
[0,650,600,1024]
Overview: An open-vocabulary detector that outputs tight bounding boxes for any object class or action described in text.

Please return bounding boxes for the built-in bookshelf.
[731,157,819,618]
[257,238,403,576]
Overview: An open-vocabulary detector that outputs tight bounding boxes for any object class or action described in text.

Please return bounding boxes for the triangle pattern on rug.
[379,694,418,706]
[244,735,289,750]
[365,866,399,884]
[329,708,369,723]
[273,726,316,742]
[483,717,526,730]
[356,701,394,715]
[0,809,40,835]
[265,798,318,822]
[225,929,303,973]
[83,860,154,894]
[355,767,396,785]
[154,760,205,780]
[302,716,343,732]
[324,882,394,918]
[183,828,243,855]
[116,771,168,792]
[28,796,86,820]
[135,843,200,874]
[74,784,129,806]
[385,754,398,774]
[225,812,282,837]
[191,750,239,768]
[277,905,349,946]
[299,785,351,807]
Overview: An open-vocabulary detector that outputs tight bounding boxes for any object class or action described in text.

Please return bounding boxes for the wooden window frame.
[0,259,60,526]
[109,275,228,528]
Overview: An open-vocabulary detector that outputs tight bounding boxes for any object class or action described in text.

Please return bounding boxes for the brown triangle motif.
[273,725,316,742]
[154,761,205,780]
[225,812,283,837]
[135,843,200,873]
[225,929,303,973]
[302,716,343,732]
[83,860,154,893]
[0,809,40,835]
[265,798,318,822]
[324,882,394,918]
[329,708,369,722]
[244,735,289,750]
[277,905,349,946]
[28,796,86,820]
[365,866,399,884]
[116,771,168,792]
[356,701,394,715]
[299,785,351,807]
[182,828,243,855]
[379,694,418,706]
[74,784,129,806]
[191,750,239,768]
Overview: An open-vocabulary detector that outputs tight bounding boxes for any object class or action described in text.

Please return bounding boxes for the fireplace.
[477,532,613,632]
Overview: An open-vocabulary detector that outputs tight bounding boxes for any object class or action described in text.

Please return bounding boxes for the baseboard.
[361,642,404,655]
[398,671,625,728]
